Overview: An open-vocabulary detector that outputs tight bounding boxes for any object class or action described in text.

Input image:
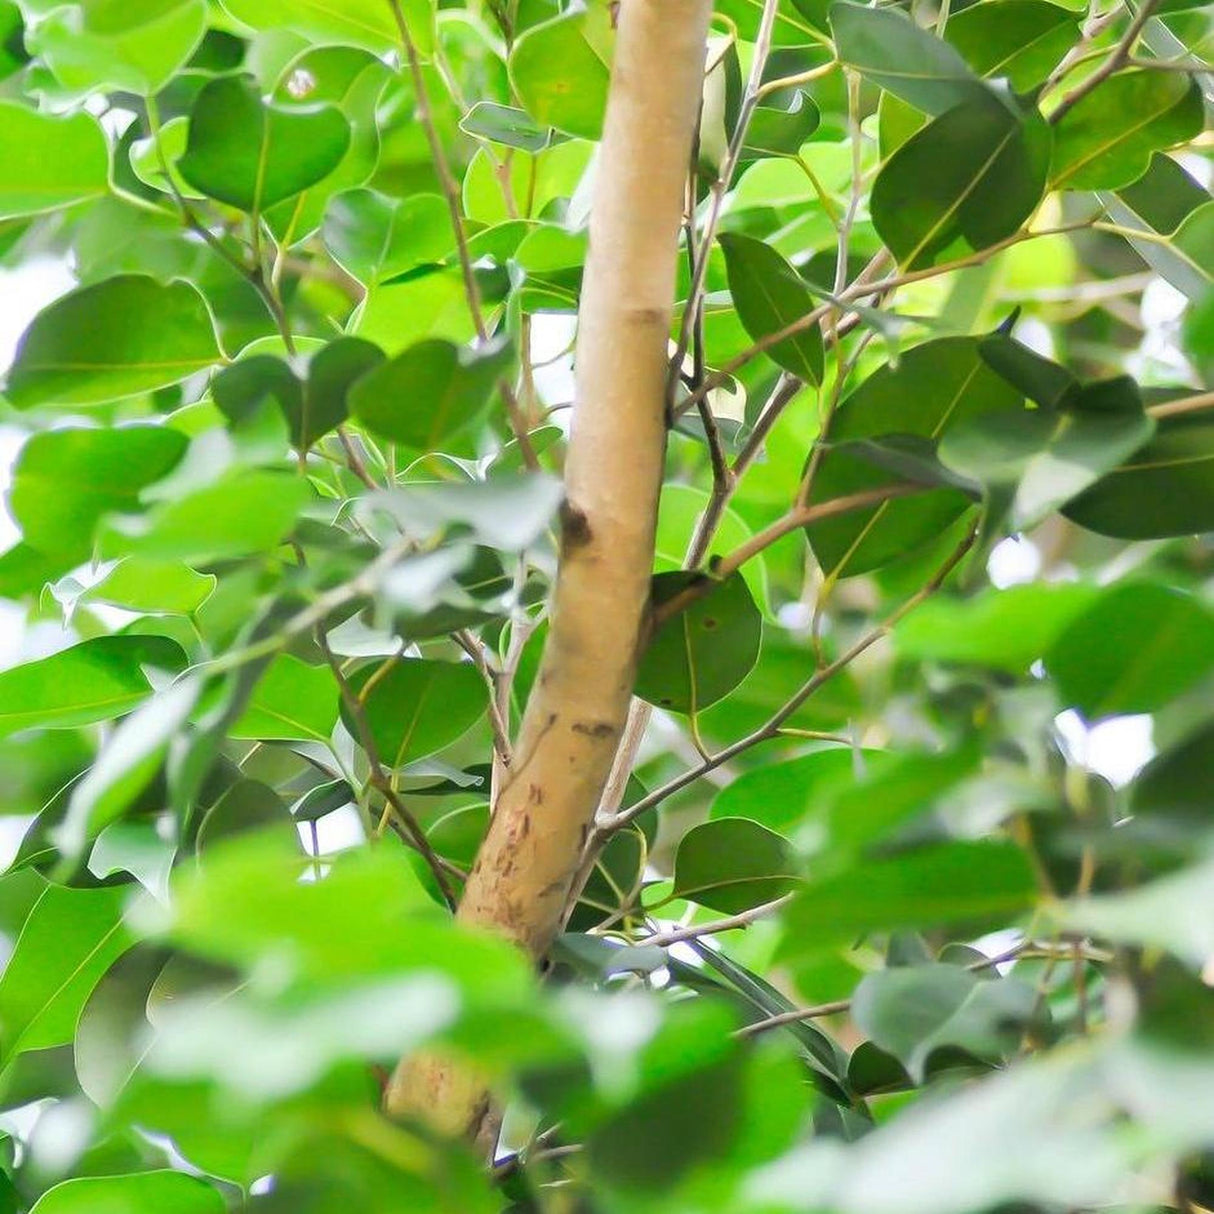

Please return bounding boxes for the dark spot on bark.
[627,307,666,327]
[528,783,543,806]
[560,501,593,552]
[572,720,616,739]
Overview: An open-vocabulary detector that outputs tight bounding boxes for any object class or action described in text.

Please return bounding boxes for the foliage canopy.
[0,0,1211,1209]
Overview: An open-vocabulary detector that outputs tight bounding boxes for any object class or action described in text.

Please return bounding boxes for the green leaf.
[323,189,452,286]
[711,748,891,833]
[347,658,486,768]
[872,89,1050,270]
[55,676,202,860]
[30,0,206,96]
[166,835,528,990]
[893,582,1100,673]
[349,336,513,450]
[780,841,1036,954]
[102,469,310,564]
[719,233,824,385]
[1050,70,1203,191]
[945,1,1080,92]
[1045,581,1214,720]
[635,572,762,714]
[231,654,339,742]
[509,5,613,140]
[0,103,109,219]
[671,818,798,915]
[8,425,187,562]
[214,338,383,450]
[265,45,391,247]
[1132,718,1214,826]
[178,74,351,212]
[0,881,132,1064]
[830,1,987,114]
[741,91,821,161]
[1063,413,1214,539]
[197,778,295,853]
[6,276,222,408]
[0,635,185,740]
[86,559,215,616]
[30,1171,224,1214]
[460,101,550,153]
[805,337,1021,577]
[219,0,434,54]
[852,964,1038,1080]
[938,376,1154,528]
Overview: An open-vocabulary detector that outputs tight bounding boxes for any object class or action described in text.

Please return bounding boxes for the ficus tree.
[0,0,1211,1208]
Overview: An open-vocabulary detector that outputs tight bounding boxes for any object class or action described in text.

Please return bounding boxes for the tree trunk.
[385,0,712,1136]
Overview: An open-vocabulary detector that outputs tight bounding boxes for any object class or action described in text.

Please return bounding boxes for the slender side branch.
[384,0,714,1137]
[1048,0,1162,124]
[603,525,977,836]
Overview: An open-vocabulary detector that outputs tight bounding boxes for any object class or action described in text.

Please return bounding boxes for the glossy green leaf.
[8,425,187,562]
[178,74,351,212]
[711,748,891,833]
[460,101,549,152]
[830,1,987,114]
[742,91,821,161]
[780,842,1036,954]
[672,818,798,915]
[30,0,205,96]
[218,0,433,55]
[719,233,824,385]
[30,1170,224,1214]
[1063,413,1214,539]
[805,337,1022,577]
[872,89,1050,269]
[349,336,512,449]
[86,559,215,616]
[0,881,132,1064]
[6,276,222,408]
[509,5,613,140]
[231,654,338,742]
[1050,70,1203,191]
[0,635,185,740]
[0,103,109,218]
[945,1,1080,91]
[635,572,762,714]
[346,658,486,768]
[1046,582,1214,719]
[323,189,452,286]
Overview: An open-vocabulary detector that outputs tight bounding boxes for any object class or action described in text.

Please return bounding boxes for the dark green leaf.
[1050,70,1203,191]
[1046,581,1214,719]
[635,571,762,714]
[347,658,486,768]
[1063,413,1214,539]
[349,336,512,450]
[945,1,1080,91]
[231,654,338,742]
[830,1,987,114]
[719,233,824,384]
[872,89,1050,269]
[672,818,799,914]
[178,74,351,212]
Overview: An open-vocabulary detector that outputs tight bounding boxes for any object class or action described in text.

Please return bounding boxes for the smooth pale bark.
[385,0,712,1135]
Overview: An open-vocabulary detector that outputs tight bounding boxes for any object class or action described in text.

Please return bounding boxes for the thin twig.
[1049,0,1163,124]
[602,524,977,835]
[644,893,795,948]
